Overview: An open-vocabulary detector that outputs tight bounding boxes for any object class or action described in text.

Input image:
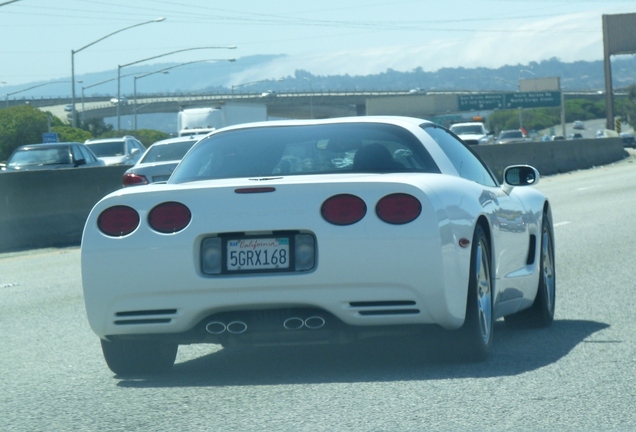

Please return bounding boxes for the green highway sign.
[505,91,561,108]
[457,91,562,111]
[458,94,504,111]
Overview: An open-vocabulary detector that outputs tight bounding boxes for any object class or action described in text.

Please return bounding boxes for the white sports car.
[81,116,555,375]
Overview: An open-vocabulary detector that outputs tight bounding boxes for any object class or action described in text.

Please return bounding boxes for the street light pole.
[132,58,235,130]
[133,71,168,130]
[560,85,566,137]
[303,77,314,119]
[80,72,141,124]
[71,17,165,128]
[231,78,282,96]
[116,46,236,130]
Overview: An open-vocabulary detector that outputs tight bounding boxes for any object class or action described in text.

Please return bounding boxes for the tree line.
[488,88,636,134]
[2,86,635,163]
[0,105,169,162]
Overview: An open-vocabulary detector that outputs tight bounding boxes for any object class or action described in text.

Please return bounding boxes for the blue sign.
[42,132,59,143]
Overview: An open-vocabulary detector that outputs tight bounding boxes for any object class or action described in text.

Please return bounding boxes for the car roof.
[450,122,483,127]
[205,116,435,135]
[148,135,201,147]
[17,142,82,150]
[85,136,134,144]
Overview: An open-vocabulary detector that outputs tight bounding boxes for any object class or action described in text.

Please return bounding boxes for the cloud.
[463,11,603,68]
[230,11,605,81]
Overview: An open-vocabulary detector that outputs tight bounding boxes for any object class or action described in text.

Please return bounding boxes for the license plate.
[226,238,290,271]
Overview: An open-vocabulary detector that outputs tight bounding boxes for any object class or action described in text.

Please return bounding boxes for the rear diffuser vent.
[349,300,420,316]
[114,309,177,325]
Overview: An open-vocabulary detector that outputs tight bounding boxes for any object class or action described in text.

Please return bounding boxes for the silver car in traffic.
[122,135,200,186]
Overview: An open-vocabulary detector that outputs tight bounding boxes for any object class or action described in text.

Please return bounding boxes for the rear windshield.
[8,147,71,167]
[500,131,523,138]
[86,141,125,157]
[140,140,197,164]
[169,123,440,184]
[450,125,484,135]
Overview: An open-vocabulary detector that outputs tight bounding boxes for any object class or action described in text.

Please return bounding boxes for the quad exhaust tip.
[226,321,248,334]
[205,320,248,335]
[283,317,304,330]
[283,316,326,330]
[205,321,226,334]
[205,316,325,335]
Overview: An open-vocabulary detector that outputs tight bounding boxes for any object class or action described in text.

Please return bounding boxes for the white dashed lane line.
[576,186,599,191]
[553,221,572,227]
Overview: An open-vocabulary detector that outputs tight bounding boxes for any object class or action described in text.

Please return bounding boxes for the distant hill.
[5,55,636,99]
[247,56,635,94]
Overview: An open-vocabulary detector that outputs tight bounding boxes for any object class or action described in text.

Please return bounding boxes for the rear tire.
[504,212,555,328]
[455,224,493,362]
[100,339,178,376]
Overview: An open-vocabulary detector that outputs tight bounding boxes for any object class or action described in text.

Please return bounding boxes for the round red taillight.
[376,193,422,224]
[148,202,191,233]
[97,206,140,237]
[321,194,367,226]
[123,173,148,187]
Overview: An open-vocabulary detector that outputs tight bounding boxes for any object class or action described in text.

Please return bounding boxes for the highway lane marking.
[554,221,572,227]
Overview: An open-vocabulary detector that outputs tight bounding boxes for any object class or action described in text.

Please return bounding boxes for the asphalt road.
[2,152,636,432]
[538,118,633,140]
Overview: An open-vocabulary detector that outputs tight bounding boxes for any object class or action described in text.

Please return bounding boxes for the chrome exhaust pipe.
[283,317,304,330]
[205,321,226,335]
[304,316,326,329]
[226,321,248,334]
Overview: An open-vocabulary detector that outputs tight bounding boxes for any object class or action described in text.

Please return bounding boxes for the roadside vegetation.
[1,84,635,163]
[0,105,169,162]
[488,87,636,134]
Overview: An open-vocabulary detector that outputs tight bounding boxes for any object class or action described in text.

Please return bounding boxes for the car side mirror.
[131,148,140,156]
[502,165,540,192]
[74,158,86,167]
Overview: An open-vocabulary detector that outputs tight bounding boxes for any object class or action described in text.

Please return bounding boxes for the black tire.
[504,211,556,328]
[455,224,493,362]
[100,338,178,376]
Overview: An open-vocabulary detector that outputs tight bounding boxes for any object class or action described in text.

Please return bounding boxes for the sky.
[0,0,635,91]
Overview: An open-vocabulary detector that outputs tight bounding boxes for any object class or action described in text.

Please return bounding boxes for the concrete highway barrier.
[474,137,626,180]
[0,138,626,253]
[0,165,128,253]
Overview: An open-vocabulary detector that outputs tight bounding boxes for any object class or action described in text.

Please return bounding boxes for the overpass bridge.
[39,91,417,123]
[30,89,608,127]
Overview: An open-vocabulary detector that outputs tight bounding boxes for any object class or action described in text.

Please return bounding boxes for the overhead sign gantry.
[457,91,561,111]
[602,13,636,130]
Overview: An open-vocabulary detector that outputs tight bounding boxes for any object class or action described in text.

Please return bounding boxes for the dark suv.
[2,142,105,171]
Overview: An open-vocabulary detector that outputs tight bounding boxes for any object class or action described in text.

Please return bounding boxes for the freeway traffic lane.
[1,152,635,431]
